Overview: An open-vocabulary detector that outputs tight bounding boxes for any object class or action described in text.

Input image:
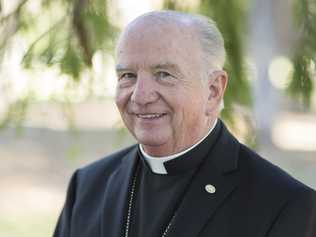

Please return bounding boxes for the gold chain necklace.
[124,164,177,237]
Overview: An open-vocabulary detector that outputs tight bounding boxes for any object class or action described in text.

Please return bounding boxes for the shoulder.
[219,121,315,196]
[236,143,316,234]
[238,143,316,200]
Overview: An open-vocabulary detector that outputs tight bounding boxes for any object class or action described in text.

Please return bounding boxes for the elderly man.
[54,11,316,237]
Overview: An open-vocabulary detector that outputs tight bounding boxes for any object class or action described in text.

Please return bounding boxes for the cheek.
[115,89,131,111]
[178,96,205,121]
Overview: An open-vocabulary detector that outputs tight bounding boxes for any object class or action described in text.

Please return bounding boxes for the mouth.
[135,113,167,119]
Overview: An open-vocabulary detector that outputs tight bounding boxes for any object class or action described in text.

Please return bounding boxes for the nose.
[131,73,159,105]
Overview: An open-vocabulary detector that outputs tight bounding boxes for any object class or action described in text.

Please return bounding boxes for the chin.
[135,132,169,148]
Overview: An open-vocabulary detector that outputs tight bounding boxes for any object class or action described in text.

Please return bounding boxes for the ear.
[205,70,228,115]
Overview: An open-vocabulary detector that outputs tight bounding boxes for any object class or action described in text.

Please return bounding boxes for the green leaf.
[60,44,83,80]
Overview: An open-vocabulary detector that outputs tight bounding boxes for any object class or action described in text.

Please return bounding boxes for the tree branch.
[0,0,29,25]
[21,16,67,63]
[72,0,92,66]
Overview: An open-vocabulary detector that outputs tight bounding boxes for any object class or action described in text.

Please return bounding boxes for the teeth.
[137,113,164,119]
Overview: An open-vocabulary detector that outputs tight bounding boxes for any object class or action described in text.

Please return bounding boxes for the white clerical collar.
[139,118,218,174]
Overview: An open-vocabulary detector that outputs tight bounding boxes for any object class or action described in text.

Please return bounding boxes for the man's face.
[115,21,217,156]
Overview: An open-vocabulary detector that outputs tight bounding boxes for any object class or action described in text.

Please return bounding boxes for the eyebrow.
[150,63,182,74]
[116,63,183,75]
[115,65,130,73]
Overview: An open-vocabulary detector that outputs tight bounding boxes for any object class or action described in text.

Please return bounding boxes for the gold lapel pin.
[205,184,216,194]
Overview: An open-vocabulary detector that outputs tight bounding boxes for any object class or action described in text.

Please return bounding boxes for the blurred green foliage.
[18,0,117,80]
[0,0,315,128]
[288,0,316,107]
[0,95,30,133]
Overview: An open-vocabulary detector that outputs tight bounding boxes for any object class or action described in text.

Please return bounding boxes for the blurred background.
[0,0,315,236]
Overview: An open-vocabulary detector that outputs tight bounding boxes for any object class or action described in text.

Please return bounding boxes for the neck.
[141,118,218,157]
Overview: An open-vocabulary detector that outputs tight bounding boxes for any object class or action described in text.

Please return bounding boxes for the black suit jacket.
[54,122,316,237]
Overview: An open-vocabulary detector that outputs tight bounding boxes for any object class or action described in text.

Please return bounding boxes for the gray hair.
[129,10,226,70]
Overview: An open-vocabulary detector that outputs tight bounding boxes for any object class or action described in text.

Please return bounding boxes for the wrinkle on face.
[115,16,217,156]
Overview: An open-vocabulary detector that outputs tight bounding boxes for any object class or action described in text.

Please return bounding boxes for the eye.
[120,72,136,80]
[156,71,171,80]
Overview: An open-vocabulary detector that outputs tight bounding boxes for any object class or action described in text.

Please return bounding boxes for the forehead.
[115,20,203,69]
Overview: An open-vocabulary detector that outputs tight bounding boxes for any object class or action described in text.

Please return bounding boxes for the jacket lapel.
[167,125,241,237]
[100,147,139,237]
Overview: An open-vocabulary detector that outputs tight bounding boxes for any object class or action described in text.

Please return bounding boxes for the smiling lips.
[136,113,167,119]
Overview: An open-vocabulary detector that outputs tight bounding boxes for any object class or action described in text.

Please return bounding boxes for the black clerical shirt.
[130,122,221,237]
